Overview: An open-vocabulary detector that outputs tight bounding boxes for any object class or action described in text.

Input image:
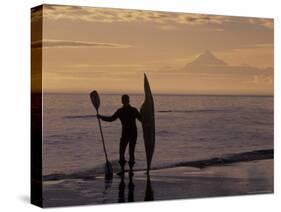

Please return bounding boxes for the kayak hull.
[140,74,155,173]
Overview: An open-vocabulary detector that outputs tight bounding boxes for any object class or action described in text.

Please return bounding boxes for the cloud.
[31,39,131,49]
[62,56,193,73]
[65,63,145,69]
[41,4,273,29]
[42,5,225,25]
[252,74,273,85]
[248,18,274,29]
[232,43,273,51]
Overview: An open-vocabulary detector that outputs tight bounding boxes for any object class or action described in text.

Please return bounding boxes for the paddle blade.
[104,161,113,180]
[90,90,100,110]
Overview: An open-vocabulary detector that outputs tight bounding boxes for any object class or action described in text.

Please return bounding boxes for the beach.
[43,154,273,207]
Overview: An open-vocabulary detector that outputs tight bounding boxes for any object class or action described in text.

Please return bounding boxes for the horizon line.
[39,92,274,97]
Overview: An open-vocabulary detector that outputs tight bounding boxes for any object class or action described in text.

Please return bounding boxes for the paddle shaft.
[96,110,109,162]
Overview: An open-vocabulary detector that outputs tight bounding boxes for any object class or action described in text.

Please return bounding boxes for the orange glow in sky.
[32,5,274,95]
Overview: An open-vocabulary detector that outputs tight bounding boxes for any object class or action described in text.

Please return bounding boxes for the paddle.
[90,90,113,179]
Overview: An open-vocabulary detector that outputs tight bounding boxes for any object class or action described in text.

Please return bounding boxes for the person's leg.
[118,134,129,175]
[128,132,137,172]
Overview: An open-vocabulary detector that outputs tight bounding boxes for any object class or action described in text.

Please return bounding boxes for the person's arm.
[98,111,118,122]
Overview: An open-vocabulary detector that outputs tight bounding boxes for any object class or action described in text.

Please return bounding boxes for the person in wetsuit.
[97,94,141,176]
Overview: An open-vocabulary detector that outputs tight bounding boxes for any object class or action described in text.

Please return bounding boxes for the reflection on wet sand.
[102,178,113,204]
[118,174,154,203]
[144,175,154,201]
[43,160,273,207]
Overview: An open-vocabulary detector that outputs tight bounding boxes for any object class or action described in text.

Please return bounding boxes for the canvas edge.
[31,4,43,208]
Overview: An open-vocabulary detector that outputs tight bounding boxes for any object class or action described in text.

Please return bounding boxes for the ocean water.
[43,94,273,177]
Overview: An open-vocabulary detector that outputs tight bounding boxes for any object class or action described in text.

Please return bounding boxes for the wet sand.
[43,159,273,207]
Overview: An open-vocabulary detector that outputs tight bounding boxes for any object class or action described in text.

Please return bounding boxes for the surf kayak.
[140,73,155,174]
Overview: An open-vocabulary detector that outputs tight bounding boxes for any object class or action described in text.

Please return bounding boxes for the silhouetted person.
[98,94,141,176]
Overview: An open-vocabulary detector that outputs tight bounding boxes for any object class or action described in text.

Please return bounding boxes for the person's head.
[121,94,130,106]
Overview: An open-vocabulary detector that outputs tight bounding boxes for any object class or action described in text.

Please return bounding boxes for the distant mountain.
[185,50,226,68]
[181,50,273,79]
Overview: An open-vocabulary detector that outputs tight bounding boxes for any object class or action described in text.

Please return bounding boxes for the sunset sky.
[32,5,274,95]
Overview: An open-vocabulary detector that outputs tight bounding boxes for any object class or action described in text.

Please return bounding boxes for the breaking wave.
[64,115,96,119]
[157,109,231,113]
[43,149,273,182]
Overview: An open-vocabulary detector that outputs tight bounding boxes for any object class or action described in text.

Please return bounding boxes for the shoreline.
[43,158,273,207]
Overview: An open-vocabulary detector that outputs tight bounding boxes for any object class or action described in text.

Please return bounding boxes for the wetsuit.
[99,104,141,169]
